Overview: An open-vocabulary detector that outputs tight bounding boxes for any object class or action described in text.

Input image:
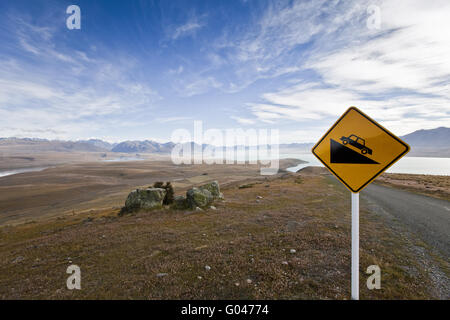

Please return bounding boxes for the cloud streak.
[172,19,204,40]
[242,0,450,136]
[0,15,159,140]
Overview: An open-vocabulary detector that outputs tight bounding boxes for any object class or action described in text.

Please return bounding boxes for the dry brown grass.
[0,172,438,299]
[0,158,302,226]
[375,173,450,201]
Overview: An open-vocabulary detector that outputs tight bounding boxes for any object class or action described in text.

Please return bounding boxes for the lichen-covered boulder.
[186,187,214,209]
[122,188,166,213]
[172,195,188,210]
[199,181,223,199]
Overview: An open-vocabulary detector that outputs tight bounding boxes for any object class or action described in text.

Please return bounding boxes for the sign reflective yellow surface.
[312,107,410,192]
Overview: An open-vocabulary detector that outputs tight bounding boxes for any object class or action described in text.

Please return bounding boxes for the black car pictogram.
[340,134,373,155]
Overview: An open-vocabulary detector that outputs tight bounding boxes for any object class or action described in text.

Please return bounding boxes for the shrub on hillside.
[163,182,174,205]
[153,181,164,188]
[152,181,174,205]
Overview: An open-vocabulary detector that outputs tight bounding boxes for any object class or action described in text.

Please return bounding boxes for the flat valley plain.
[0,151,448,299]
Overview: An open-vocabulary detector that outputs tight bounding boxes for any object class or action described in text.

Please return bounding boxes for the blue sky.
[0,0,449,143]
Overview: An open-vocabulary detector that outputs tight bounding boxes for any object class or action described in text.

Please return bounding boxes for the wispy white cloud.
[0,16,159,140]
[249,82,450,135]
[213,0,366,92]
[230,116,256,125]
[168,65,184,75]
[240,0,450,136]
[172,18,204,40]
[155,116,192,123]
[176,76,222,97]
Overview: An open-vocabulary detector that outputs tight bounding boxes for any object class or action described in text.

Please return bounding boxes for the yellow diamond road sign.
[312,107,410,193]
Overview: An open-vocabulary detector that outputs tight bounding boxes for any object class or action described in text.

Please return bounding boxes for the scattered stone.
[121,188,166,214]
[205,265,211,271]
[156,273,168,277]
[198,181,222,199]
[290,249,296,254]
[197,276,203,280]
[210,205,217,210]
[256,199,260,203]
[285,221,299,231]
[246,279,252,284]
[83,217,94,223]
[235,282,240,286]
[148,250,161,258]
[187,188,214,209]
[282,261,288,265]
[256,195,263,199]
[195,206,204,211]
[12,256,24,264]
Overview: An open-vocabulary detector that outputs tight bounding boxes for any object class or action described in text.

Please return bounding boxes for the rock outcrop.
[121,188,166,214]
[121,181,224,214]
[186,187,214,209]
[184,181,223,209]
[198,181,223,199]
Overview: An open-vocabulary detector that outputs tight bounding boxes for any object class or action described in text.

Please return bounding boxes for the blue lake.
[0,167,49,178]
[0,154,448,179]
[284,153,450,176]
[101,157,145,162]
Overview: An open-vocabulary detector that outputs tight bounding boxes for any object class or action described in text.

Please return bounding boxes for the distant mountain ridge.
[1,127,448,156]
[399,127,450,148]
[0,137,109,152]
[80,139,116,151]
[111,141,175,153]
[399,127,450,157]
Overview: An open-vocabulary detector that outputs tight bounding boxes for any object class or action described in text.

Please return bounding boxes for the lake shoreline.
[0,167,50,178]
[1,154,449,179]
[284,154,450,176]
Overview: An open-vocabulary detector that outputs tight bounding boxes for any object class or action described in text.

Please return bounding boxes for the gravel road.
[362,183,450,258]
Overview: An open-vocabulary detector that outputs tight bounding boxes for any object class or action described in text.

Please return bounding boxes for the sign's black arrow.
[330,139,379,164]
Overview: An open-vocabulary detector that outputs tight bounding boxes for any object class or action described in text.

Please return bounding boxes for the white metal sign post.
[351,192,359,300]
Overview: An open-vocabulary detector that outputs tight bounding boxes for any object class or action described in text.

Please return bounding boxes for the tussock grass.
[376,173,450,201]
[0,173,440,299]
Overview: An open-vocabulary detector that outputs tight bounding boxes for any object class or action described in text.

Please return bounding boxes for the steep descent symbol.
[330,139,379,164]
[340,134,372,155]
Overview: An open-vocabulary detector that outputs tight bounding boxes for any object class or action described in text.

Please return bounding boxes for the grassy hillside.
[0,171,443,299]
